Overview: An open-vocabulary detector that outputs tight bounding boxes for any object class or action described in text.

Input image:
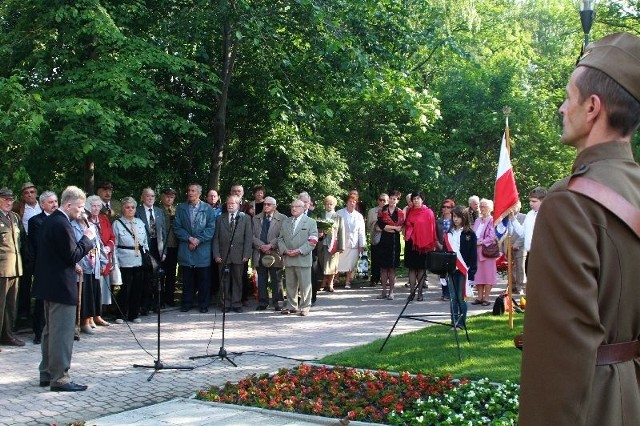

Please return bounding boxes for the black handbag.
[426,251,457,275]
[141,248,159,272]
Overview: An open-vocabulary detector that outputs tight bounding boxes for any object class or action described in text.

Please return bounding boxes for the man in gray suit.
[278,199,318,316]
[135,187,166,313]
[252,196,286,311]
[213,195,252,313]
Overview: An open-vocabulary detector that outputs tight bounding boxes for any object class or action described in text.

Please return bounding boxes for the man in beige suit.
[252,197,286,311]
[278,199,318,316]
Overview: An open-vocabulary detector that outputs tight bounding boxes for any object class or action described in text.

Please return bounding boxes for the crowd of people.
[0,177,548,391]
[0,31,638,421]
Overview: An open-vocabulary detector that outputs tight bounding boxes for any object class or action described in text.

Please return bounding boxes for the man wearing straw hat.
[252,196,286,311]
[520,33,640,425]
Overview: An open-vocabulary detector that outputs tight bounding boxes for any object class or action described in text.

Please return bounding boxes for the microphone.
[81,212,90,227]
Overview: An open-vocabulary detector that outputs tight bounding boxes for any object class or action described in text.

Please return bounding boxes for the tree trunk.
[208,16,237,191]
[85,157,95,194]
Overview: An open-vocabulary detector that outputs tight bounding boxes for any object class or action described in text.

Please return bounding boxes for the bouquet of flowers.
[316,218,335,234]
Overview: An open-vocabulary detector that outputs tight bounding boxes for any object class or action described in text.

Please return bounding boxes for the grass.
[319,312,524,383]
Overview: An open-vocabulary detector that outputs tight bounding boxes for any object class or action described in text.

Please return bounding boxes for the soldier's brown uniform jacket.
[0,211,23,278]
[520,141,640,425]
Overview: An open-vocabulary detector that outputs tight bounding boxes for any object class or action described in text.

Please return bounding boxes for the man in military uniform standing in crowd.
[520,33,640,425]
[0,188,25,349]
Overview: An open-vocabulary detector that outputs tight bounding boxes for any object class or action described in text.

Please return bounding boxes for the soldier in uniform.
[160,187,178,307]
[97,181,121,223]
[0,188,25,349]
[519,33,640,425]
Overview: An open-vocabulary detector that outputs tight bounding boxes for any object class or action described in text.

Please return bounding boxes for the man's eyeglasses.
[441,205,453,209]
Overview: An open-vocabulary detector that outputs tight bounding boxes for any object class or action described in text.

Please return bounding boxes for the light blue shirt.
[112,218,149,268]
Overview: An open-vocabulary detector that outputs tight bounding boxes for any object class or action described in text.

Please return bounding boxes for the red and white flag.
[493,132,519,240]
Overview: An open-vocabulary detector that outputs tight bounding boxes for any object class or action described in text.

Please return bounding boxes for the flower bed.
[197,364,519,425]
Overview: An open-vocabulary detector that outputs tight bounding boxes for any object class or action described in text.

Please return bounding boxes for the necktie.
[230,213,236,231]
[105,202,111,216]
[130,220,139,257]
[260,215,271,242]
[148,208,156,238]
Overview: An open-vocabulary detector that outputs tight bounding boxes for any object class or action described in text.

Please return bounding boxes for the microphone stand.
[190,211,239,367]
[380,254,469,362]
[133,217,194,380]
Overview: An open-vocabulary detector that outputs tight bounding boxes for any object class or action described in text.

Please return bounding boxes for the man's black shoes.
[50,382,88,392]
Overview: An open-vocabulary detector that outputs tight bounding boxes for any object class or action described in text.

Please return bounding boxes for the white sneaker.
[345,283,351,289]
[387,294,394,300]
[114,319,124,324]
[132,318,142,324]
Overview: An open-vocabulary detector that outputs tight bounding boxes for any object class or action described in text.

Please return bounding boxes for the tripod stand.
[189,211,240,367]
[379,252,470,361]
[133,220,194,380]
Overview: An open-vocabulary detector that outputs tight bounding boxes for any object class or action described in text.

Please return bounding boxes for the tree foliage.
[1,0,636,209]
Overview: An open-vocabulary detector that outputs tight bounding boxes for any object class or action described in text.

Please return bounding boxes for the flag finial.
[503,106,511,127]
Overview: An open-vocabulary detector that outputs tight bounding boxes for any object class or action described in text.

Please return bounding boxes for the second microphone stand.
[190,211,239,367]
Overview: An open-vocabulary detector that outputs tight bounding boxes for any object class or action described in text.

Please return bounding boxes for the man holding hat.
[520,33,640,425]
[0,188,25,349]
[252,196,286,311]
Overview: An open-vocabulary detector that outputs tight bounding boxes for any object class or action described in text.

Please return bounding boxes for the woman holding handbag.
[444,206,477,329]
[472,198,498,306]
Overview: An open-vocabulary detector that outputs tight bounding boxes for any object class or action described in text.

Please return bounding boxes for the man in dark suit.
[27,191,58,344]
[213,195,253,313]
[135,187,166,313]
[33,186,95,392]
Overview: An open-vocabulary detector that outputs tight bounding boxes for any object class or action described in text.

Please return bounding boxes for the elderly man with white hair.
[252,196,286,311]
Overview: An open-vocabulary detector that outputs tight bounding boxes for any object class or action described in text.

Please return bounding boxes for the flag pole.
[503,106,514,329]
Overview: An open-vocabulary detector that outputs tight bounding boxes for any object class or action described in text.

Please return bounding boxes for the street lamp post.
[579,0,596,49]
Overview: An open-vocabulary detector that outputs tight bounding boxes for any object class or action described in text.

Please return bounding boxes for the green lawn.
[320,312,524,383]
